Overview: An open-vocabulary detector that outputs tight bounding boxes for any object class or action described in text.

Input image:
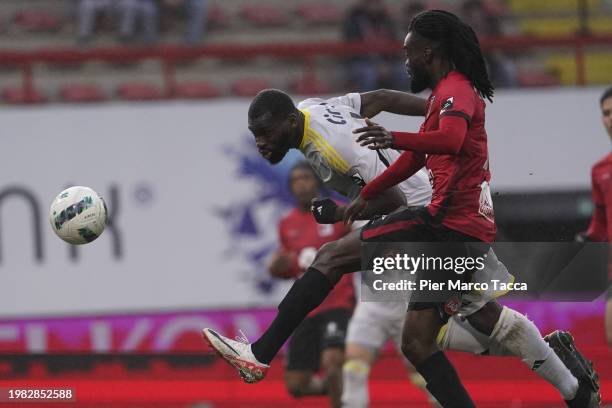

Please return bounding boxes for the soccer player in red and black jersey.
[581,87,612,347]
[345,10,600,408]
[203,11,599,407]
[268,162,354,406]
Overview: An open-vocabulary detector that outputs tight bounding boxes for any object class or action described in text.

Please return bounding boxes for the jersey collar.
[298,109,310,151]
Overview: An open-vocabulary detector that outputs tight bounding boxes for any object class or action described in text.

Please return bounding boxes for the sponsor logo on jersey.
[443,296,461,315]
[351,172,365,187]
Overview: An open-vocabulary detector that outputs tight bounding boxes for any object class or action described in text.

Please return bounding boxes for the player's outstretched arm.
[355,116,468,155]
[359,89,427,118]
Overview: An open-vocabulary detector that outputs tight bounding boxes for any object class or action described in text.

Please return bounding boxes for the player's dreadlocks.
[249,89,297,121]
[409,10,495,102]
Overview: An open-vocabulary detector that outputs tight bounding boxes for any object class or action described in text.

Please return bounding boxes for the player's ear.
[288,111,299,128]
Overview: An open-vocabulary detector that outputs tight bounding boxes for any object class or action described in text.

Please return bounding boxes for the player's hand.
[353,118,394,150]
[311,198,339,224]
[343,195,368,225]
[268,250,295,279]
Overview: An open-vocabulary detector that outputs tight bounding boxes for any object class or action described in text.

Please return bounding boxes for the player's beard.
[268,151,286,164]
[268,132,292,164]
[409,64,430,94]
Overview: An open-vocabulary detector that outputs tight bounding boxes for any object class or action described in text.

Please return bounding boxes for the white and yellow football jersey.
[296,93,431,206]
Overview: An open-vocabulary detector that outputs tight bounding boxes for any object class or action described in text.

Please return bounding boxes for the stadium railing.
[1,34,611,102]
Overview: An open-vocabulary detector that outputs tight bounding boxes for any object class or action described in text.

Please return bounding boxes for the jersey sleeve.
[438,82,476,124]
[586,165,609,241]
[391,115,468,154]
[297,93,361,112]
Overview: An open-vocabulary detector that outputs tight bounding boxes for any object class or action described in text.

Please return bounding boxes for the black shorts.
[607,281,612,300]
[285,308,351,372]
[361,206,489,322]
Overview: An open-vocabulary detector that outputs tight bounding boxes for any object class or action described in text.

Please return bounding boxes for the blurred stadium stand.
[0,0,609,104]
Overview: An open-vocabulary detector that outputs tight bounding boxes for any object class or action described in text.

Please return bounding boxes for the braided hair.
[409,10,495,102]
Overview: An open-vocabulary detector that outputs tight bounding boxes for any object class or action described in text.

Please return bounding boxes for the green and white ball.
[49,186,107,245]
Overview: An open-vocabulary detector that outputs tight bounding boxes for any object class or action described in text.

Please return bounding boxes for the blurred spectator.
[77,0,158,45]
[77,0,114,43]
[342,0,407,91]
[117,0,158,44]
[461,0,517,88]
[161,0,208,46]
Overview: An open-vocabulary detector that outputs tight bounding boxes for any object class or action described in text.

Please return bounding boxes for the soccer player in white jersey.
[297,93,439,406]
[296,93,439,407]
[203,89,599,407]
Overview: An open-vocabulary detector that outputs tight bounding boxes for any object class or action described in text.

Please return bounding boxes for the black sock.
[417,351,476,408]
[251,267,333,364]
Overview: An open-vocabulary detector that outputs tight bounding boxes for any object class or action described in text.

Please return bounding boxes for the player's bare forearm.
[360,89,427,118]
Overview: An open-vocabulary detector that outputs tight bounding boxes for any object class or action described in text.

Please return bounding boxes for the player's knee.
[467,301,503,336]
[321,349,344,376]
[401,336,430,364]
[345,343,375,364]
[312,241,342,279]
[342,358,370,381]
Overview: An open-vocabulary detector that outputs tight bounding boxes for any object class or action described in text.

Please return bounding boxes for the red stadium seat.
[116,82,163,101]
[296,4,342,25]
[2,86,47,104]
[13,10,61,32]
[291,76,332,95]
[207,5,231,29]
[59,83,106,103]
[231,78,271,97]
[174,81,222,99]
[240,5,289,27]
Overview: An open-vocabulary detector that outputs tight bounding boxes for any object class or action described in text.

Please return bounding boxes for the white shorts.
[458,248,514,317]
[345,300,406,352]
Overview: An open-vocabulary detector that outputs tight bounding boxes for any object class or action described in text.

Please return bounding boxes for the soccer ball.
[49,186,107,245]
